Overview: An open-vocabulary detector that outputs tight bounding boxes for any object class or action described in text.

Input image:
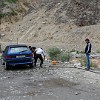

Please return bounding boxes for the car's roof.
[6,44,27,47]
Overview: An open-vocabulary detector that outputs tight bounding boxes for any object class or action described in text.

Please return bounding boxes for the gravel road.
[0,61,100,100]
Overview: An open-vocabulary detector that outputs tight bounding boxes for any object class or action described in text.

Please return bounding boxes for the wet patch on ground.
[42,78,79,88]
[24,78,79,88]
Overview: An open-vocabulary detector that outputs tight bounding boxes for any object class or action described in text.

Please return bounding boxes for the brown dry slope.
[0,0,100,52]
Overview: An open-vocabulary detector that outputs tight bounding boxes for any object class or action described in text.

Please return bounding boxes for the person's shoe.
[85,68,89,71]
[40,64,43,68]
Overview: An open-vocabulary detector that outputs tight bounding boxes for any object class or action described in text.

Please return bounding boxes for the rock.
[58,3,61,5]
[74,62,81,68]
[9,39,12,41]
[21,30,24,32]
[75,92,80,95]
[90,82,93,84]
[38,83,43,86]
[38,27,41,30]
[64,62,69,64]
[42,22,46,24]
[30,33,33,35]
[1,34,5,37]
[29,19,32,21]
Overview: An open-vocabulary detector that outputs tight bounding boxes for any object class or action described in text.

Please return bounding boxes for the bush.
[79,58,86,67]
[48,47,71,62]
[0,10,17,19]
[0,13,5,19]
[79,58,97,68]
[10,9,17,16]
[5,0,18,3]
[48,47,61,60]
[0,2,6,7]
[60,52,71,62]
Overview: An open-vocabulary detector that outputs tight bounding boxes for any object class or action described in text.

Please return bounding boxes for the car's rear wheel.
[4,62,10,70]
[1,59,5,65]
[29,63,34,68]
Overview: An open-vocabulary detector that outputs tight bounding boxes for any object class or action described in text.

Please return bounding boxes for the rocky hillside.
[0,0,100,52]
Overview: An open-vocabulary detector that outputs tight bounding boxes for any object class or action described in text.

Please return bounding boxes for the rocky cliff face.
[0,0,100,52]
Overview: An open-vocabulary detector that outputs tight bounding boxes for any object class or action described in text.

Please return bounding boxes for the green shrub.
[79,51,85,54]
[79,58,97,68]
[60,52,71,62]
[48,47,71,62]
[0,13,5,18]
[79,58,86,67]
[5,0,18,3]
[96,50,100,53]
[0,9,17,19]
[70,49,84,54]
[0,2,7,7]
[90,61,97,68]
[48,47,61,60]
[10,9,17,16]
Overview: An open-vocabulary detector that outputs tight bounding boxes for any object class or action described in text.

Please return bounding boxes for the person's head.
[41,48,43,50]
[85,38,90,43]
[29,46,32,51]
[31,47,36,52]
[29,46,31,49]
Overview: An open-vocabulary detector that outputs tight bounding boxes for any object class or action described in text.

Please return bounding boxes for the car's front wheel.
[4,62,10,70]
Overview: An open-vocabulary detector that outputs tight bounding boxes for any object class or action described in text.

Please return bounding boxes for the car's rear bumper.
[7,61,33,66]
[5,58,33,66]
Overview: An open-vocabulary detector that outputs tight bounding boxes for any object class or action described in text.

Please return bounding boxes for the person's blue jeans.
[86,53,90,70]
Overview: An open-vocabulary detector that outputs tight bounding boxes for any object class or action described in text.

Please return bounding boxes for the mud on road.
[0,62,100,100]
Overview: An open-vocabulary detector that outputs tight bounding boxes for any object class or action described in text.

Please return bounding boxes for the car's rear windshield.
[9,46,30,54]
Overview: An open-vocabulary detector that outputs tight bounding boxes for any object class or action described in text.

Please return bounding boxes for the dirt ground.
[0,61,100,100]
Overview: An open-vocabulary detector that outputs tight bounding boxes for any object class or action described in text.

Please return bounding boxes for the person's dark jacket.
[85,42,92,53]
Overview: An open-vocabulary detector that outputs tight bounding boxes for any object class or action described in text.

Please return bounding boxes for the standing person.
[85,38,92,71]
[32,47,45,68]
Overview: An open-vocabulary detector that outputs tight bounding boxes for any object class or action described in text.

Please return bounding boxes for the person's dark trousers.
[34,54,43,67]
[86,53,90,70]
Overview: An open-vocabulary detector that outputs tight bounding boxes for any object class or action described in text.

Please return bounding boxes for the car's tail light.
[27,54,33,57]
[6,56,11,58]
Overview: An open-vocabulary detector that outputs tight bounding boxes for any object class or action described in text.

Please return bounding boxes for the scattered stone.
[29,19,32,21]
[75,92,80,95]
[38,27,41,30]
[42,22,46,24]
[1,34,5,37]
[9,39,12,41]
[21,30,24,32]
[38,83,43,86]
[58,3,61,5]
[90,82,93,84]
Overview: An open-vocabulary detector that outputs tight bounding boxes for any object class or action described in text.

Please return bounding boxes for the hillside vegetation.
[0,0,100,52]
